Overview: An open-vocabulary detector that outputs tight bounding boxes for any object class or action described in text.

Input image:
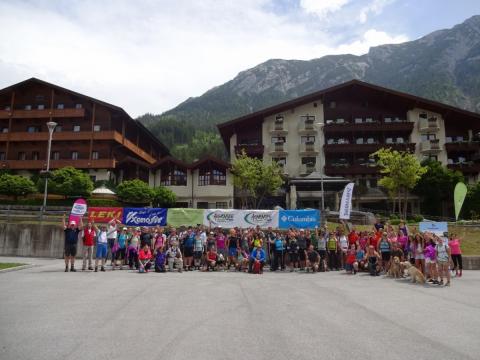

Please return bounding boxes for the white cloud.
[358,0,395,24]
[300,0,350,18]
[0,0,408,117]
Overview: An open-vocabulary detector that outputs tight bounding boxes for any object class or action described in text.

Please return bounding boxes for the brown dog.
[402,261,426,284]
[389,256,402,278]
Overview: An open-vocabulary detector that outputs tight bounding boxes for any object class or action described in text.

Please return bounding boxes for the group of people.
[62,216,464,285]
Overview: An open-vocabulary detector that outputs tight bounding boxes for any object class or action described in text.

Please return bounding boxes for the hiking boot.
[101,266,105,272]
[88,267,93,271]
[65,266,68,272]
[70,267,76,272]
[445,281,451,286]
[94,266,98,272]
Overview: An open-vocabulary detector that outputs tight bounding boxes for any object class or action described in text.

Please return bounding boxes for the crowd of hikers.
[62,215,463,285]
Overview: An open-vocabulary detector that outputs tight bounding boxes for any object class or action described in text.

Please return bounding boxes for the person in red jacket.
[82,220,96,271]
[138,244,152,273]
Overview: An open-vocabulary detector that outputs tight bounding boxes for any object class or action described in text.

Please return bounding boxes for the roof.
[190,155,231,169]
[217,79,480,147]
[0,77,170,155]
[151,155,190,170]
[92,186,116,195]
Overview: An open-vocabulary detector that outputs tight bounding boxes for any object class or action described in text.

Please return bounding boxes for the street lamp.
[315,122,325,212]
[42,121,57,212]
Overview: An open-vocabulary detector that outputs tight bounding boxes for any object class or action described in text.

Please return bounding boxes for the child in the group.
[436,236,451,286]
[424,239,438,284]
[345,244,357,274]
[155,246,166,273]
[355,246,366,272]
[138,244,152,273]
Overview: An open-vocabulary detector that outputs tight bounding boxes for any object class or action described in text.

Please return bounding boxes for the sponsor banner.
[122,208,167,226]
[88,207,123,223]
[68,198,87,225]
[167,208,204,227]
[278,210,319,229]
[203,209,278,228]
[419,222,448,236]
[339,182,355,220]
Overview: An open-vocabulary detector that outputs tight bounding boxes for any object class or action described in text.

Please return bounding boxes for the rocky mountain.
[139,15,480,160]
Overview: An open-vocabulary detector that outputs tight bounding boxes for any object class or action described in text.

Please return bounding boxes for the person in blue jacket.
[248,244,266,274]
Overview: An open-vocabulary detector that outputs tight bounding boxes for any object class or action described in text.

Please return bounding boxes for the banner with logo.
[167,208,204,227]
[339,182,355,220]
[278,210,319,229]
[419,221,448,236]
[88,207,123,223]
[203,209,278,228]
[122,208,167,226]
[68,198,87,225]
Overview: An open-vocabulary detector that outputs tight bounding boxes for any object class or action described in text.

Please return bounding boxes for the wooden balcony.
[323,142,415,154]
[448,163,480,175]
[0,130,156,164]
[445,141,480,152]
[323,121,413,133]
[0,159,116,170]
[324,164,379,176]
[0,108,85,119]
[234,144,265,157]
[269,121,288,134]
[420,139,441,153]
[269,142,288,155]
[299,142,319,155]
[418,117,440,132]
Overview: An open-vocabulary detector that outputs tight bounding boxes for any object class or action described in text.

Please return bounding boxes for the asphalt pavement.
[1,256,479,360]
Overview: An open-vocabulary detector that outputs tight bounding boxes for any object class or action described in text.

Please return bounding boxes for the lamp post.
[42,121,57,212]
[315,122,325,212]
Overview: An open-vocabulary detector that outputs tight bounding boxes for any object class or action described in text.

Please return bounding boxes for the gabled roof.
[0,77,170,155]
[190,155,231,169]
[151,155,190,170]
[217,79,480,146]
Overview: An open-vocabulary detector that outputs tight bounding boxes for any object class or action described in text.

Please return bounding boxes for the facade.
[0,78,234,208]
[218,80,480,211]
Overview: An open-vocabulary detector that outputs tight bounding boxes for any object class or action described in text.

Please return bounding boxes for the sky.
[0,0,479,117]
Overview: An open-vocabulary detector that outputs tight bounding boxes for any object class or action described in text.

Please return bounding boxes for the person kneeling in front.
[248,244,266,274]
[166,242,183,272]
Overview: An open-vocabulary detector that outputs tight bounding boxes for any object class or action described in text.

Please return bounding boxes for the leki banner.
[167,208,204,227]
[68,198,87,225]
[88,207,123,223]
[339,182,355,220]
[203,209,278,228]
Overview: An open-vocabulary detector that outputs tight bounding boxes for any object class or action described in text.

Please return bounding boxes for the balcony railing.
[324,142,415,153]
[324,164,379,175]
[269,142,287,154]
[270,121,286,132]
[0,107,85,119]
[418,117,439,132]
[299,142,319,154]
[234,144,265,157]
[0,159,115,170]
[299,119,316,132]
[323,120,413,133]
[447,162,480,174]
[420,139,441,153]
[445,141,480,152]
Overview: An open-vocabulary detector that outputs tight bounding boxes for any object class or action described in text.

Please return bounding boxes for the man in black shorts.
[296,229,308,271]
[62,214,83,272]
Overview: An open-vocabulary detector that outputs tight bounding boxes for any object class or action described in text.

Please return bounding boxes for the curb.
[0,264,35,273]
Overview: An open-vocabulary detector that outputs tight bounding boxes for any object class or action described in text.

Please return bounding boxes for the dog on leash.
[401,261,426,284]
[388,256,402,278]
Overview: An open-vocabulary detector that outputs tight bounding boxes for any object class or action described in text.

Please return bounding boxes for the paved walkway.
[1,256,479,360]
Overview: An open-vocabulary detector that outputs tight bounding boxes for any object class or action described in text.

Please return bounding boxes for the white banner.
[203,209,279,228]
[339,182,355,220]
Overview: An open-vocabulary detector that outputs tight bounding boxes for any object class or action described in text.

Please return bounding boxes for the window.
[4,106,10,111]
[301,157,316,165]
[419,113,428,119]
[90,176,96,182]
[365,117,373,123]
[75,103,82,109]
[445,136,452,143]
[271,136,286,144]
[356,138,364,144]
[396,137,404,144]
[354,118,363,124]
[73,125,81,132]
[367,138,375,144]
[161,167,187,186]
[275,115,284,123]
[25,105,32,110]
[336,118,345,124]
[54,126,62,132]
[197,202,209,209]
[93,125,101,132]
[428,155,438,162]
[301,135,315,144]
[358,178,367,188]
[27,126,40,133]
[212,169,226,185]
[300,115,315,122]
[57,104,64,109]
[18,152,26,160]
[273,157,286,166]
[198,167,226,186]
[326,119,334,124]
[421,133,436,141]
[35,95,45,102]
[0,152,5,160]
[52,151,60,160]
[456,136,465,142]
[32,151,39,160]
[386,137,393,144]
[329,101,336,109]
[369,178,378,188]
[92,151,99,160]
[37,104,45,110]
[216,202,228,209]
[384,117,392,123]
[71,151,79,160]
[1,128,8,133]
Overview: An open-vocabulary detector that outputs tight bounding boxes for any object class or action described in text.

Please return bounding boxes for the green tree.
[413,160,464,217]
[116,179,154,204]
[43,167,94,197]
[370,148,427,219]
[172,131,226,162]
[0,174,36,200]
[152,186,177,208]
[231,151,283,209]
[463,182,480,220]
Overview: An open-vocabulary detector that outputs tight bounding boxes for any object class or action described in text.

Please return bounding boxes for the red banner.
[88,207,123,223]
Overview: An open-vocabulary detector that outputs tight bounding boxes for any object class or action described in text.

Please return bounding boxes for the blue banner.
[278,210,320,229]
[122,208,167,226]
[419,221,448,235]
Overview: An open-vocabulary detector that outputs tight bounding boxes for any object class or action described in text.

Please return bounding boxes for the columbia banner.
[122,208,167,226]
[454,182,468,221]
[278,210,319,229]
[339,182,355,220]
[203,209,278,228]
[167,208,204,227]
[88,207,123,223]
